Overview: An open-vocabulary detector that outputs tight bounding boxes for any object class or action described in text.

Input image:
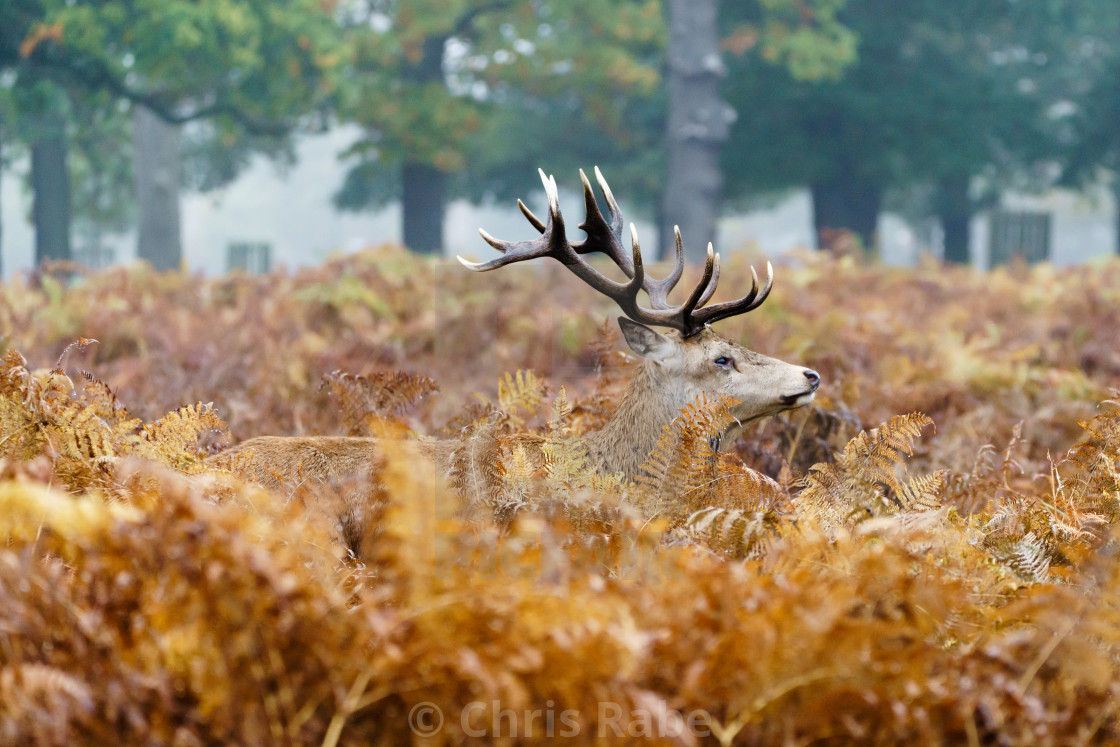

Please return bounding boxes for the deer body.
[211,167,819,496]
[215,326,817,490]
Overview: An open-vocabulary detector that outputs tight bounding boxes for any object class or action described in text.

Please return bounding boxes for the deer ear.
[617,317,673,361]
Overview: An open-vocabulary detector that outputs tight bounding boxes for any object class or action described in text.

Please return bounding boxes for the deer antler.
[459,167,772,338]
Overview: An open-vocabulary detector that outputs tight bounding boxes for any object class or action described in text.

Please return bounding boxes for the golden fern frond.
[497,369,548,426]
[492,443,539,520]
[795,461,851,524]
[972,409,1117,582]
[840,413,933,494]
[798,412,939,531]
[0,350,120,478]
[134,402,228,471]
[44,399,118,461]
[870,412,932,457]
[542,388,592,489]
[439,394,499,438]
[898,470,946,512]
[1002,531,1052,582]
[51,336,98,371]
[548,385,573,431]
[78,371,142,432]
[0,349,31,401]
[680,506,785,559]
[586,470,630,498]
[445,410,511,513]
[634,393,737,524]
[712,454,791,512]
[0,396,43,461]
[321,369,438,434]
[1059,399,1120,521]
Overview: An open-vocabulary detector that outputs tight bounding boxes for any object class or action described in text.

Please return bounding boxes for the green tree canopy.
[2,0,343,134]
[333,0,663,253]
[720,0,1073,258]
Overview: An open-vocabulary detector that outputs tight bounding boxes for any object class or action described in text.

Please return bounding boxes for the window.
[226,242,272,274]
[989,211,1051,266]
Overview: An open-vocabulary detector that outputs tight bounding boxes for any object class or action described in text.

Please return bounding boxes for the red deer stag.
[212,168,820,489]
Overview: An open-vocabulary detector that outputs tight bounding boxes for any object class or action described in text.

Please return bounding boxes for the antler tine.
[611,224,649,319]
[518,199,546,234]
[463,170,638,303]
[697,251,721,308]
[573,168,634,277]
[459,169,572,271]
[690,261,775,328]
[593,166,625,238]
[679,243,717,325]
[643,225,686,308]
[613,223,701,334]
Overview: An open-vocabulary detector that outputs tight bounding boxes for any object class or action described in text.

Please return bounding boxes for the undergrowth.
[1,249,1119,744]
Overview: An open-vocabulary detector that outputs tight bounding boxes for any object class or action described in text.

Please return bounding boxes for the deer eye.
[714,356,732,367]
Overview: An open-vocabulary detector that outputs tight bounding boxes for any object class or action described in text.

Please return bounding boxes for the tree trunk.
[31,115,72,264]
[400,34,447,255]
[402,161,445,254]
[0,139,4,279]
[810,176,882,252]
[1113,178,1120,255]
[133,106,183,271]
[660,0,733,262]
[936,174,972,264]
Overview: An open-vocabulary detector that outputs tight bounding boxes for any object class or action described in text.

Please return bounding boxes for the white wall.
[1,163,36,276]
[2,127,1115,278]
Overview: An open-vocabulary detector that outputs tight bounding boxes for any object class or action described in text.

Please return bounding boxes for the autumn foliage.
[1,247,1119,744]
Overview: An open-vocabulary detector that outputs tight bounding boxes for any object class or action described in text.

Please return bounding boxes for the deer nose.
[804,369,821,391]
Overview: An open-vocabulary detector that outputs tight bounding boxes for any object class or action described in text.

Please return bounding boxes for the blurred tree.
[1058,2,1120,254]
[21,81,72,264]
[70,94,136,267]
[0,84,13,277]
[1,0,341,266]
[1073,63,1120,254]
[661,0,731,262]
[0,142,4,277]
[133,107,181,271]
[334,0,662,254]
[662,0,855,261]
[4,79,139,270]
[722,0,1070,260]
[452,83,666,235]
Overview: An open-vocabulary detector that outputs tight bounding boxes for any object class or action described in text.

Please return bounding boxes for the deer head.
[460,168,820,475]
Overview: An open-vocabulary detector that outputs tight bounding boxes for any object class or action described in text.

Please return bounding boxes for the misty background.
[2,0,1118,279]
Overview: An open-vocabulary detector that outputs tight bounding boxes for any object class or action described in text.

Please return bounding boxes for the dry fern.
[133,402,227,471]
[0,344,229,488]
[321,369,438,435]
[541,387,591,488]
[444,409,514,515]
[3,252,1120,745]
[680,506,787,559]
[633,393,738,524]
[797,412,941,531]
[497,369,549,427]
[979,399,1120,580]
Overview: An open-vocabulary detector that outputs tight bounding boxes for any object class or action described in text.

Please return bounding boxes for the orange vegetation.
[1,247,1119,744]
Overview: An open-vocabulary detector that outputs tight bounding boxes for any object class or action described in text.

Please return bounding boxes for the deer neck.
[582,362,686,479]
